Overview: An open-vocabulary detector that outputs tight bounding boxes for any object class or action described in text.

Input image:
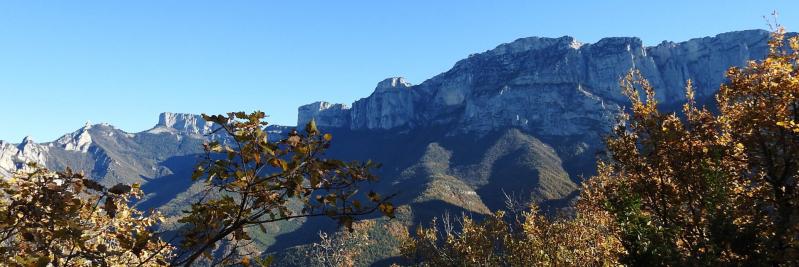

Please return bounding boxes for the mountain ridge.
[300,29,772,138]
[0,29,785,265]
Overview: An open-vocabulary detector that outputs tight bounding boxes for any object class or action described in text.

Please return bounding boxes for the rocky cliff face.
[0,30,783,264]
[0,113,215,179]
[0,137,48,177]
[302,30,771,138]
[349,77,416,130]
[55,123,94,153]
[149,112,217,136]
[297,102,350,128]
[0,112,282,178]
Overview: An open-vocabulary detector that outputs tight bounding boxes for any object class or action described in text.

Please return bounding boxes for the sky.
[0,1,797,142]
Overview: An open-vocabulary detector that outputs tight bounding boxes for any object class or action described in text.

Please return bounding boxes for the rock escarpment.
[297,102,350,128]
[0,113,211,179]
[349,77,416,130]
[301,30,772,138]
[55,123,94,153]
[0,30,786,265]
[148,112,216,136]
[0,137,48,177]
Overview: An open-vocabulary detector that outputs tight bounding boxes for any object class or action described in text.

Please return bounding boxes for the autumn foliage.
[174,112,394,266]
[0,165,172,266]
[3,28,799,266]
[404,29,799,266]
[400,203,624,266]
[587,28,799,266]
[0,112,393,266]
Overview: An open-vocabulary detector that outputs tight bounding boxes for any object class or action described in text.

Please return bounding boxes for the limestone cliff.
[302,30,772,139]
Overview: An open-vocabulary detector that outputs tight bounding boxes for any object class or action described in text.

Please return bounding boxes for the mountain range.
[0,29,777,265]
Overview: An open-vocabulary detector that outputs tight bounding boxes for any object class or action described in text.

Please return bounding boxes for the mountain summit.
[300,30,771,138]
[0,29,780,265]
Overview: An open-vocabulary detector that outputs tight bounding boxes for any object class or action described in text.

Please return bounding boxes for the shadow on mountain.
[371,256,407,267]
[540,190,581,216]
[321,127,449,169]
[265,214,341,252]
[476,149,540,211]
[137,154,201,211]
[264,192,404,253]
[408,199,488,226]
[265,198,482,254]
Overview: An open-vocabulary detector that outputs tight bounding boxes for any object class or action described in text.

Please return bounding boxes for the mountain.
[296,28,772,215]
[300,30,771,136]
[0,29,777,265]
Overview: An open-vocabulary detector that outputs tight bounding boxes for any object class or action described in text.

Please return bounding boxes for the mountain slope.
[0,29,781,266]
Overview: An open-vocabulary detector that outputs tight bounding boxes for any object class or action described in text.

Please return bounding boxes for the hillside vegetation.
[400,28,799,266]
[2,29,799,266]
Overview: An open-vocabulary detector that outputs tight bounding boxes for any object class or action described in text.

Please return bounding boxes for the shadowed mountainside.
[0,30,783,266]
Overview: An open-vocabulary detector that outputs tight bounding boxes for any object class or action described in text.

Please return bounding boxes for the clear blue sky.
[0,1,797,142]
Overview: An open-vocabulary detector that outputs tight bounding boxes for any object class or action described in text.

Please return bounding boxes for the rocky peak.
[349,77,417,130]
[0,136,49,176]
[593,37,644,51]
[19,136,34,147]
[375,77,413,92]
[297,101,351,129]
[0,141,16,177]
[643,29,770,100]
[149,112,216,136]
[55,124,94,153]
[306,30,775,136]
[17,137,48,164]
[488,36,583,56]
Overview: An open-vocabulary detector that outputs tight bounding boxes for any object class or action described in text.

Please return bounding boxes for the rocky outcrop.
[0,137,48,177]
[0,30,784,261]
[297,101,350,128]
[349,77,416,130]
[55,123,94,153]
[0,113,290,179]
[306,30,772,137]
[0,142,17,177]
[148,112,216,136]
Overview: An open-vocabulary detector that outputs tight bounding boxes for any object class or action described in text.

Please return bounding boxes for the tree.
[718,28,799,263]
[0,111,394,267]
[0,165,173,266]
[308,221,373,267]
[401,202,625,266]
[586,28,799,265]
[584,71,755,265]
[401,186,625,266]
[172,112,395,266]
